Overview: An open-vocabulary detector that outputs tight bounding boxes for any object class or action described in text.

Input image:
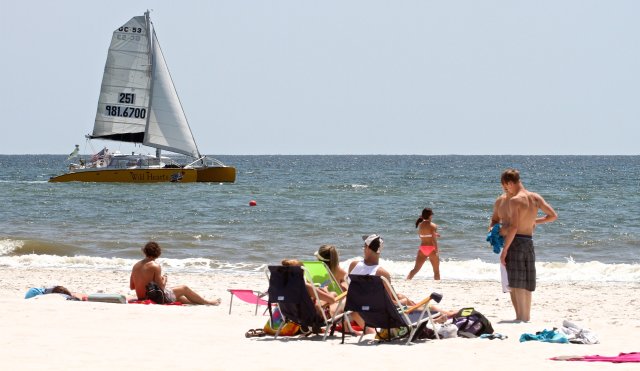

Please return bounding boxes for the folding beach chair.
[266,265,347,341]
[344,274,443,345]
[227,289,268,315]
[301,261,343,293]
[302,261,354,334]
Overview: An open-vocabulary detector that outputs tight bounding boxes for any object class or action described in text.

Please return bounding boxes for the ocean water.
[1,155,638,283]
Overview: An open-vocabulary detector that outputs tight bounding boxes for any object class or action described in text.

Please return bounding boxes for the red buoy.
[249,200,257,206]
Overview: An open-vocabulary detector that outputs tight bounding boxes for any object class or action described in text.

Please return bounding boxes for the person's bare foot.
[207,297,221,306]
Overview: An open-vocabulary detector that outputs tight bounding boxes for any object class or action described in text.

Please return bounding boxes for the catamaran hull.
[49,167,237,183]
[196,167,237,182]
[49,168,198,183]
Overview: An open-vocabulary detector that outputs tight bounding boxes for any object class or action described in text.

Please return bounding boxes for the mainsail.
[90,12,200,158]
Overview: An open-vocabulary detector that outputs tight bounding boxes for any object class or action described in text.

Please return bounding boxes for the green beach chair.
[302,261,354,335]
[301,261,343,294]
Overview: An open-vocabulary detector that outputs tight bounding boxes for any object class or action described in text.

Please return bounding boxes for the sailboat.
[50,11,236,183]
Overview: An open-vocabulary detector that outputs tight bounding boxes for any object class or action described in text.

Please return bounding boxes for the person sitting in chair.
[314,244,348,291]
[281,259,339,313]
[348,234,415,306]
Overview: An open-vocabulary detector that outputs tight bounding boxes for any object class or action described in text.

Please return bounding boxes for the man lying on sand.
[130,241,221,305]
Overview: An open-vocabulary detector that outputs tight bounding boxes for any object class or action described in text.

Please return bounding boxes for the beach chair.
[301,261,354,334]
[266,265,348,341]
[227,289,268,315]
[344,274,443,345]
[301,261,343,293]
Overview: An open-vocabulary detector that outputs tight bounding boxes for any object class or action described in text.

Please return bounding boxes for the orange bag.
[263,306,300,336]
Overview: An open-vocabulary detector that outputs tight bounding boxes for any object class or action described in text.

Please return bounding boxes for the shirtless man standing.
[130,241,221,305]
[496,169,557,322]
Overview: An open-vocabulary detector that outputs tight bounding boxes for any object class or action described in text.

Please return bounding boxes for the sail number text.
[119,93,136,104]
[116,26,143,41]
[105,105,147,119]
[118,26,143,33]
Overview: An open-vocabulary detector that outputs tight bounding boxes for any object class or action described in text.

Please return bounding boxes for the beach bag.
[438,323,459,339]
[145,282,169,304]
[263,306,301,336]
[409,323,435,341]
[452,308,494,337]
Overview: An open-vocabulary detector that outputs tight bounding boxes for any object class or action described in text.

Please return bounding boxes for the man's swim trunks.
[505,235,536,291]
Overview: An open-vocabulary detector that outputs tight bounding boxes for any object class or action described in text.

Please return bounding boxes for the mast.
[144,10,160,159]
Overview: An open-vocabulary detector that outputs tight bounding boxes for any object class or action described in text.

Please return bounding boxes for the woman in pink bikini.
[407,208,441,280]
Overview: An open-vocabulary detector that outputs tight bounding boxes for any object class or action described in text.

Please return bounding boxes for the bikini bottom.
[419,245,436,256]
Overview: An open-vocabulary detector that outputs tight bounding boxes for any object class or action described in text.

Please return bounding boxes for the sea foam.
[2,253,638,283]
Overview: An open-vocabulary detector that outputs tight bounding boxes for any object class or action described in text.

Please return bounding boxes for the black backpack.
[145,282,169,304]
[452,308,494,337]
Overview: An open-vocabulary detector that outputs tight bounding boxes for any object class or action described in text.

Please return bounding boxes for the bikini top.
[419,234,433,238]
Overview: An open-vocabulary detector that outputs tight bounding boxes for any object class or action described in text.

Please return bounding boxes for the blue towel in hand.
[486,224,504,254]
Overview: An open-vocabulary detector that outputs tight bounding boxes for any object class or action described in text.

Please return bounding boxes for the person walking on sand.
[498,169,557,322]
[407,208,440,280]
[130,241,221,305]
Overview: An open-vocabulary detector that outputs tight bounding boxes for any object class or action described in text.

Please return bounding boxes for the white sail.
[92,15,150,142]
[144,31,200,158]
[91,12,200,158]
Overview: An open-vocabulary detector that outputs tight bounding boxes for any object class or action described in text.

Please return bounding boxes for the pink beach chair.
[227,289,268,315]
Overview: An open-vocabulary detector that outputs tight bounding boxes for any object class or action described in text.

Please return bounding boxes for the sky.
[1,0,638,155]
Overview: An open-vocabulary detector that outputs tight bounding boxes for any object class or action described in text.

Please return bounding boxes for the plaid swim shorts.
[505,235,536,291]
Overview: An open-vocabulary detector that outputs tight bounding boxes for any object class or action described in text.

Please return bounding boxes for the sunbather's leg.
[350,312,376,335]
[172,285,221,305]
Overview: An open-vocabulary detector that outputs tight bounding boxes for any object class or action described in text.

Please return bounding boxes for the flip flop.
[479,333,508,340]
[245,328,266,338]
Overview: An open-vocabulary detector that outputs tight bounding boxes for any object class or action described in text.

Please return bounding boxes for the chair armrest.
[404,297,434,314]
[334,291,347,301]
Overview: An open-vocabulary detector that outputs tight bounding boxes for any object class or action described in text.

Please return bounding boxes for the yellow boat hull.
[196,167,237,182]
[49,168,198,183]
[49,166,237,183]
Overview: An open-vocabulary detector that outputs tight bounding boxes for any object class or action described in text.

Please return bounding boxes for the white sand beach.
[1,267,638,370]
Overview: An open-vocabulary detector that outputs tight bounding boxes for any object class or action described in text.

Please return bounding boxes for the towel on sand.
[129,299,183,305]
[520,328,569,343]
[551,352,640,363]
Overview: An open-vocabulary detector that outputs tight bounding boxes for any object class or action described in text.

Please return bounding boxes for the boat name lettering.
[119,93,136,104]
[105,105,146,119]
[117,26,143,33]
[129,172,170,181]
